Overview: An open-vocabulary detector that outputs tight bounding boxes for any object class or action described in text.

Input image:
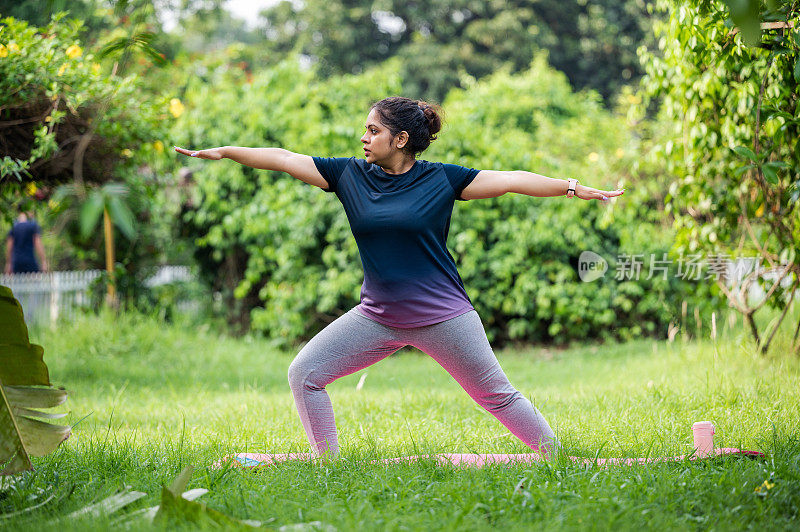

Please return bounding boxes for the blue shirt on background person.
[5,213,48,274]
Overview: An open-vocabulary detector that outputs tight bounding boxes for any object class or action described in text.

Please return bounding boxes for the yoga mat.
[214,447,763,470]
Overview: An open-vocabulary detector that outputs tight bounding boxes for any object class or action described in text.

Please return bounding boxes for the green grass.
[2,308,800,530]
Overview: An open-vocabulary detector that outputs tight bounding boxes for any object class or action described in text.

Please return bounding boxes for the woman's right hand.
[174,146,224,160]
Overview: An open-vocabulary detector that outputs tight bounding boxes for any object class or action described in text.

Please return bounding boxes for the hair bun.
[418,101,442,140]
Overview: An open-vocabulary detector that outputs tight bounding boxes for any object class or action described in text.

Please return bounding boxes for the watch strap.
[566,178,578,198]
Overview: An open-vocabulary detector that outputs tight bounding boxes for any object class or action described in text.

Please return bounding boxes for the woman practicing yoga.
[175,96,624,459]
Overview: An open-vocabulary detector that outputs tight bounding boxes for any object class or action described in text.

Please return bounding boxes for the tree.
[52,182,136,306]
[256,0,654,103]
[638,0,800,354]
[0,0,111,41]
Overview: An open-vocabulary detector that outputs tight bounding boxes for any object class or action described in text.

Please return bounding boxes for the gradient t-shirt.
[312,157,479,328]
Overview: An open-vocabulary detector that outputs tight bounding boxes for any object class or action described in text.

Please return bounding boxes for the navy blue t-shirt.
[7,219,41,273]
[312,157,480,327]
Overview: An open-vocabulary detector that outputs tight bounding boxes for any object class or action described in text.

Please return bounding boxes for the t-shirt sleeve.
[442,163,480,201]
[312,156,352,193]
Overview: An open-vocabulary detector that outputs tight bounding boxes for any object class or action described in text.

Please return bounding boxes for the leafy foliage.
[638,0,799,353]
[0,15,171,213]
[256,0,654,103]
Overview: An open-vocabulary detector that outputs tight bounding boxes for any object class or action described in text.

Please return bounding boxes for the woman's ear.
[396,131,409,149]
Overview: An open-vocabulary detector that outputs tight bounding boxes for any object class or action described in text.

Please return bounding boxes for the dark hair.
[371,96,443,156]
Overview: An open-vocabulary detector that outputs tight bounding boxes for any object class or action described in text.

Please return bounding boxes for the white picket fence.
[0,266,193,327]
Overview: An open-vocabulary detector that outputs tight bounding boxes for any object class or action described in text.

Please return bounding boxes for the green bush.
[0,15,171,190]
[171,56,722,347]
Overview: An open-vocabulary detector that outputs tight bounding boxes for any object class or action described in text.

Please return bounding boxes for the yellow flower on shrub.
[65,44,82,59]
[626,93,640,105]
[0,44,8,58]
[58,64,67,75]
[8,42,19,53]
[169,98,185,118]
[92,63,101,75]
[25,183,38,197]
[153,140,164,153]
[121,148,133,158]
[588,152,600,162]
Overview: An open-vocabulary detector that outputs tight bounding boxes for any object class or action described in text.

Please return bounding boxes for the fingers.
[174,146,202,157]
[584,188,625,202]
[174,146,194,156]
[174,146,204,158]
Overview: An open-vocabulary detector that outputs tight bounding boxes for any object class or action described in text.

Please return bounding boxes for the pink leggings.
[288,307,557,456]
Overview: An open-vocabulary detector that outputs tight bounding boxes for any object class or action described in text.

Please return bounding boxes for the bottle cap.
[692,421,714,432]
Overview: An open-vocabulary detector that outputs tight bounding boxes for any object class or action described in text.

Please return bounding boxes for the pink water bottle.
[692,421,715,457]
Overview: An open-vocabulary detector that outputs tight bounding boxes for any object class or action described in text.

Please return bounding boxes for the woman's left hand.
[576,185,625,202]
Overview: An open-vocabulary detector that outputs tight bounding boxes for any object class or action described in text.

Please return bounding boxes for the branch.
[745,311,761,347]
[738,195,779,270]
[753,53,775,201]
[750,260,795,313]
[716,277,748,313]
[0,99,58,128]
[762,281,797,354]
[728,20,796,37]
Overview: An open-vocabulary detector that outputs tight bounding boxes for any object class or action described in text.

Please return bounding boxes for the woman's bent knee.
[287,357,309,391]
[288,350,329,392]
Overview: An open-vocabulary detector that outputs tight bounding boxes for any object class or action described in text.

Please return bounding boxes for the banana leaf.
[0,286,70,475]
[66,488,147,519]
[154,466,261,529]
[0,286,30,344]
[0,382,32,475]
[0,286,49,386]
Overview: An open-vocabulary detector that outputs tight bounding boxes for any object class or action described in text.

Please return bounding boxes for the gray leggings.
[288,307,557,456]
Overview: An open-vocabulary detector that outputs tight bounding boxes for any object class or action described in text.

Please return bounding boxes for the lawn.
[2,308,799,530]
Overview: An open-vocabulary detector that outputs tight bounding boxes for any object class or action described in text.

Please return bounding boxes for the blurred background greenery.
[1,0,797,354]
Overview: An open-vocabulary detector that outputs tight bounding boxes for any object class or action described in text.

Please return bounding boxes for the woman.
[175,96,624,458]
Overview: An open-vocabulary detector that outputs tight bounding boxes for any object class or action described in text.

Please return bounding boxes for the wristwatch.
[566,178,579,198]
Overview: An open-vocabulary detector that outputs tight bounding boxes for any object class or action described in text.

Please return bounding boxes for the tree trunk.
[761,284,796,355]
[745,311,761,353]
[103,207,116,308]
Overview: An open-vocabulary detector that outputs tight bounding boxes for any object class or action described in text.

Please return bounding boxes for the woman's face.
[361,108,403,164]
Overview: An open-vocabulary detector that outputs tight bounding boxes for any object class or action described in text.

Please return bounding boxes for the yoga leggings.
[288,307,557,456]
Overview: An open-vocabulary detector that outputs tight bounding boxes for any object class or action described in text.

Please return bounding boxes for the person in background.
[4,210,48,274]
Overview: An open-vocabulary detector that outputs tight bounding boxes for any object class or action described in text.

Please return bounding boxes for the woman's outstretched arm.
[460,169,624,202]
[174,146,329,190]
